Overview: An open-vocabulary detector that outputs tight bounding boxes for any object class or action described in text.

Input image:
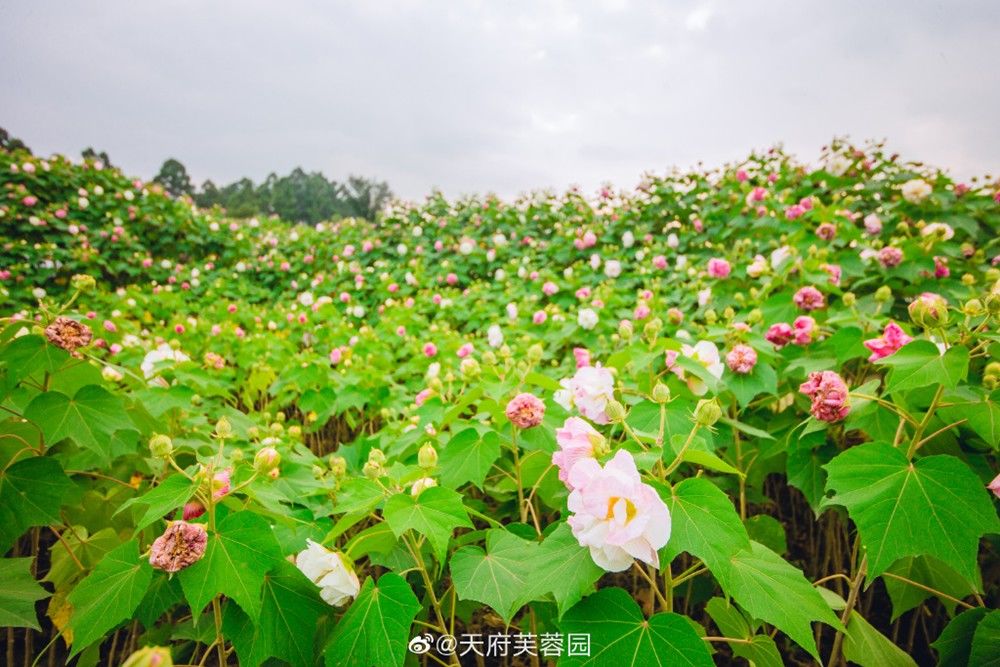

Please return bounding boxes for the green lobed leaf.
[712,541,841,659]
[0,456,73,554]
[66,539,153,657]
[450,528,539,624]
[823,442,1000,584]
[0,557,50,630]
[115,473,198,533]
[438,428,501,490]
[875,340,968,393]
[25,385,136,459]
[932,607,988,667]
[0,334,69,386]
[843,610,917,667]
[225,560,328,667]
[178,510,283,622]
[725,362,778,407]
[523,522,604,617]
[704,597,782,667]
[969,610,1000,667]
[324,572,421,667]
[884,556,976,620]
[383,486,472,562]
[663,476,751,567]
[559,586,714,667]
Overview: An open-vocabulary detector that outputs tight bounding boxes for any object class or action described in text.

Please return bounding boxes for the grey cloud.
[1,0,998,199]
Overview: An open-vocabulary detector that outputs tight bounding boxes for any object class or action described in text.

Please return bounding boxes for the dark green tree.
[340,175,393,220]
[153,158,194,198]
[81,147,113,167]
[0,127,30,153]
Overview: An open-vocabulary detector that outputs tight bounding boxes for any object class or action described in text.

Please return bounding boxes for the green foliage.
[0,557,51,629]
[324,573,420,667]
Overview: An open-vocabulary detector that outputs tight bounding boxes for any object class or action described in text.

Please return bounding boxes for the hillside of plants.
[1,140,999,666]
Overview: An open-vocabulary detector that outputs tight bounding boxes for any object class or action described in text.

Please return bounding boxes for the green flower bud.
[328,455,347,477]
[460,357,481,378]
[287,425,302,439]
[418,443,438,469]
[362,460,383,479]
[908,292,949,328]
[643,318,663,340]
[704,309,718,324]
[842,292,856,307]
[527,343,544,361]
[651,382,671,404]
[961,273,976,286]
[148,433,173,458]
[963,299,984,317]
[985,292,1000,316]
[746,308,762,325]
[367,448,386,465]
[875,286,892,303]
[254,446,281,474]
[70,274,96,293]
[618,319,634,340]
[482,350,498,366]
[215,416,233,439]
[605,399,627,423]
[693,398,723,427]
[121,646,173,667]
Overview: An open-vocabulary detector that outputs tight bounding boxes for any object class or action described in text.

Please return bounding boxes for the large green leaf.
[66,539,153,657]
[225,560,328,667]
[0,557,50,630]
[970,610,1000,666]
[438,428,501,490]
[178,511,283,622]
[884,556,976,620]
[523,522,604,617]
[0,456,73,554]
[725,361,777,407]
[0,334,69,385]
[450,528,539,624]
[704,597,782,667]
[663,477,750,568]
[939,395,1000,448]
[933,607,988,667]
[843,610,917,667]
[383,486,471,562]
[115,473,198,533]
[324,572,421,667]
[823,443,1000,584]
[25,385,135,459]
[713,541,841,659]
[559,587,714,667]
[875,340,968,393]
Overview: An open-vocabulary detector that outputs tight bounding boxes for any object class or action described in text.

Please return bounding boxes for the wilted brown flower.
[44,316,93,353]
[149,521,208,573]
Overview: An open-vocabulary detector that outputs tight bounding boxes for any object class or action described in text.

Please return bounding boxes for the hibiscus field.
[1,140,999,667]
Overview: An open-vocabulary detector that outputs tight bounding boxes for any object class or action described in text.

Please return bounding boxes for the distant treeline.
[0,127,393,223]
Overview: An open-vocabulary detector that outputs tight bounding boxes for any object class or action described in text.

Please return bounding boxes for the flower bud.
[746,308,762,325]
[667,308,684,325]
[460,357,481,378]
[362,460,383,479]
[411,476,437,497]
[842,292,856,307]
[605,399,627,423]
[704,309,718,324]
[121,646,173,667]
[722,307,735,321]
[482,350,498,365]
[618,319,634,339]
[215,416,233,439]
[963,299,985,317]
[428,377,444,392]
[874,286,892,302]
[651,383,671,404]
[908,292,949,328]
[288,425,302,439]
[148,434,173,458]
[70,274,96,293]
[329,454,347,477]
[693,398,723,427]
[254,447,281,474]
[527,343,544,361]
[367,448,386,465]
[643,318,663,340]
[418,443,438,469]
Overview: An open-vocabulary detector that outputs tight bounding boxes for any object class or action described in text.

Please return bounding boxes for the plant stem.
[829,554,867,667]
[663,423,701,476]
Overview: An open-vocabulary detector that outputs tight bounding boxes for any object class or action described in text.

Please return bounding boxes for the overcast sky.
[2,1,998,199]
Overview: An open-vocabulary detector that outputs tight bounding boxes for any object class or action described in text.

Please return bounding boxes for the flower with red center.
[863,321,912,362]
[799,371,850,422]
[506,392,546,429]
[726,345,758,374]
[793,286,825,311]
[149,521,208,573]
[816,222,836,240]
